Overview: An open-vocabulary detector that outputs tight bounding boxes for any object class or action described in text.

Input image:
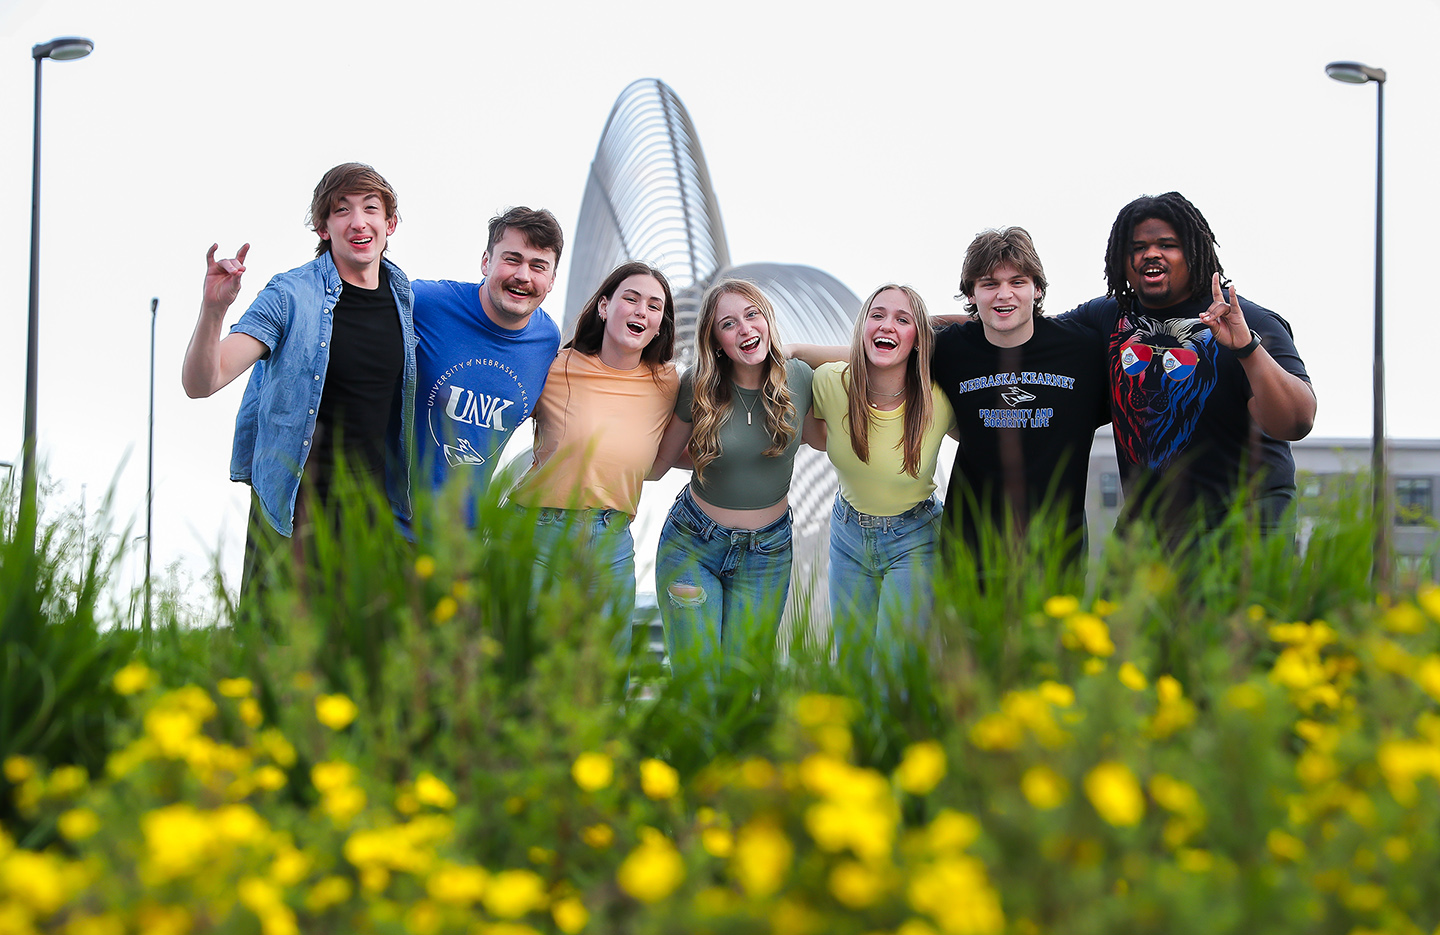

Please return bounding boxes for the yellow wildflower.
[1177,848,1214,873]
[617,829,685,903]
[581,824,614,849]
[58,807,100,841]
[1118,662,1148,691]
[907,854,1004,935]
[741,757,780,787]
[112,662,154,695]
[895,740,947,795]
[1038,681,1074,707]
[311,761,357,792]
[1021,765,1068,809]
[1224,683,1265,710]
[1,849,71,914]
[239,698,263,727]
[1418,584,1440,620]
[414,772,457,809]
[217,677,253,698]
[433,596,458,623]
[969,714,1022,751]
[1093,598,1119,616]
[427,864,488,906]
[1069,614,1115,657]
[270,845,311,886]
[571,752,613,791]
[527,846,554,866]
[254,765,287,791]
[732,820,793,897]
[552,897,589,934]
[483,869,547,918]
[1083,658,1106,675]
[322,785,366,824]
[701,826,734,857]
[315,694,358,730]
[1266,829,1306,861]
[796,693,854,726]
[1084,761,1145,827]
[145,707,201,758]
[414,555,436,579]
[64,913,125,935]
[46,765,88,797]
[927,809,981,852]
[1149,774,1203,817]
[830,860,885,908]
[404,900,442,935]
[214,803,266,842]
[1043,595,1080,618]
[3,756,34,783]
[640,759,680,800]
[142,804,215,879]
[1415,655,1440,703]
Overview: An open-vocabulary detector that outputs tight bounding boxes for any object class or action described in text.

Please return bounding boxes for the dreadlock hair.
[844,284,935,478]
[1103,192,1225,313]
[688,280,796,484]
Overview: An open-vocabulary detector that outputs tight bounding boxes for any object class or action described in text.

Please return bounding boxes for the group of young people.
[183,162,1316,662]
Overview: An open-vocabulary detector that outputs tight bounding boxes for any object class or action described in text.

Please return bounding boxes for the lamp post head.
[33,37,94,62]
[1326,60,1386,84]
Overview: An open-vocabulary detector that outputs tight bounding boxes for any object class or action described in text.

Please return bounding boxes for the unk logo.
[1000,385,1036,407]
[444,386,514,430]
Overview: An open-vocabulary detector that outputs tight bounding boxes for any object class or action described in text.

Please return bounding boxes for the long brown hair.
[689,280,795,483]
[565,261,676,371]
[844,284,935,478]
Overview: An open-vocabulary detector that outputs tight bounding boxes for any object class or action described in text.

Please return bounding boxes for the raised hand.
[203,243,250,311]
[1197,271,1251,350]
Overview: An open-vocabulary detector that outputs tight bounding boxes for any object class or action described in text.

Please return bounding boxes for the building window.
[1100,473,1119,509]
[1395,478,1433,526]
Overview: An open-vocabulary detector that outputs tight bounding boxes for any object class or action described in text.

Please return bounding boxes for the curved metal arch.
[565,78,730,324]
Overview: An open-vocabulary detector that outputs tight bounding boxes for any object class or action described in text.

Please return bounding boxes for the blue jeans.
[527,506,637,650]
[655,486,793,662]
[828,493,940,657]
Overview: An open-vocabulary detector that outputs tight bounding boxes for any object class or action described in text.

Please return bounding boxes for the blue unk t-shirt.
[412,279,560,523]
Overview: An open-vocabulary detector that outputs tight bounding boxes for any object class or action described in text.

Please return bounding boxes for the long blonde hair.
[845,284,935,478]
[688,280,796,483]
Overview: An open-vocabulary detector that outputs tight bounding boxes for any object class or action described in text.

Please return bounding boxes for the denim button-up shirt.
[228,252,416,536]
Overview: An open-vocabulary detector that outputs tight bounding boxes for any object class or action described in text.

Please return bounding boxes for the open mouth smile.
[739,336,762,353]
[873,336,898,349]
[626,321,647,336]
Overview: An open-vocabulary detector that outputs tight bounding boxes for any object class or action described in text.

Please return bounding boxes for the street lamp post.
[146,297,158,634]
[1324,60,1388,591]
[21,36,95,538]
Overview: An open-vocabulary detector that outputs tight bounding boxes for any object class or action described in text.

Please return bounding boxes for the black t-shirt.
[311,266,404,499]
[1062,292,1310,524]
[930,316,1110,552]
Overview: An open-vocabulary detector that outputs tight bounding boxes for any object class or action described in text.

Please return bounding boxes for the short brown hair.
[486,207,565,266]
[958,226,1049,317]
[308,163,399,258]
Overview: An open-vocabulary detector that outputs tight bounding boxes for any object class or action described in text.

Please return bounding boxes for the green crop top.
[675,357,814,510]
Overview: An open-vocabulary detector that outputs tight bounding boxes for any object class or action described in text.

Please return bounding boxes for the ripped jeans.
[655,485,792,662]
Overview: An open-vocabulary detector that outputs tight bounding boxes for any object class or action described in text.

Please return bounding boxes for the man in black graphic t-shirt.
[932,227,1109,559]
[1063,192,1315,530]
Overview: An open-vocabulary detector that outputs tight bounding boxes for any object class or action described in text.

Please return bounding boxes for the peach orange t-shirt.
[509,348,679,515]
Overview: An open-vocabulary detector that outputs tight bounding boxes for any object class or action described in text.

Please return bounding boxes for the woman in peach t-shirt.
[509,262,679,631]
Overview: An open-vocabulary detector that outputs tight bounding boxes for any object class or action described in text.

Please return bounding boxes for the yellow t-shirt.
[509,349,680,514]
[810,361,955,517]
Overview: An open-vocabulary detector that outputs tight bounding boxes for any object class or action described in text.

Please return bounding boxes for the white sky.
[2,0,1437,601]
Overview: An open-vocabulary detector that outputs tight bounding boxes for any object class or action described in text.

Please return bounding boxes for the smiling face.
[862,288,918,372]
[597,273,667,364]
[318,191,397,283]
[1126,217,1192,309]
[479,228,558,329]
[968,263,1040,347]
[712,290,772,371]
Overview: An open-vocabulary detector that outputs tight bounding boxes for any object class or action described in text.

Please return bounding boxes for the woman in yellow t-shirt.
[807,284,955,653]
[509,261,680,631]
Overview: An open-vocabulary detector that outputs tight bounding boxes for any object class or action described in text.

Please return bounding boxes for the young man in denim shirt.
[182,163,416,595]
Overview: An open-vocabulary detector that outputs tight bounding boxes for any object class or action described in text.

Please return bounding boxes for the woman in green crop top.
[650,279,817,662]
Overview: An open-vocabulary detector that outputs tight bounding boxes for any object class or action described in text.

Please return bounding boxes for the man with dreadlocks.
[1065,192,1316,531]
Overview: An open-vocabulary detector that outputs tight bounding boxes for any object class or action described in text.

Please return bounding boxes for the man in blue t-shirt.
[412,207,565,525]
